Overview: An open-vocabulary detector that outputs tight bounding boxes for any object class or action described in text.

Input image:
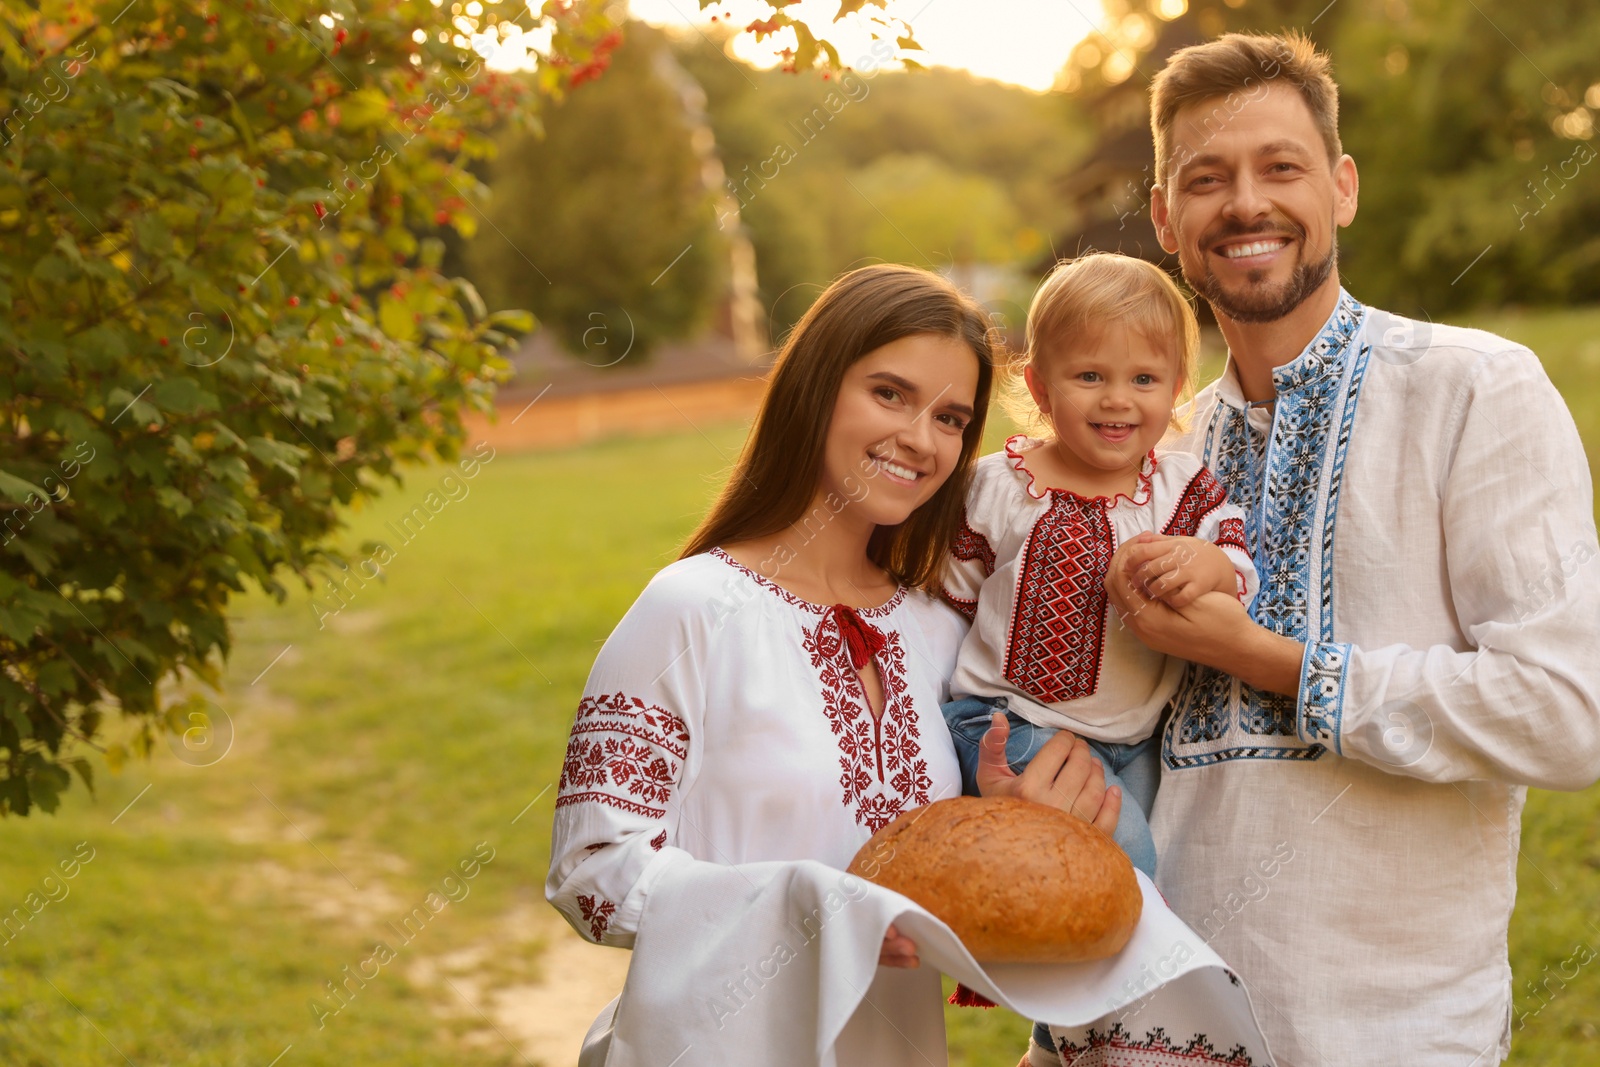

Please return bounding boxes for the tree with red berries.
[0,0,916,815]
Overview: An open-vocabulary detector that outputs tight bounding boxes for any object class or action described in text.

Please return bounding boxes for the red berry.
[333,336,344,346]
[159,337,169,346]
[313,201,327,219]
[189,145,198,157]
[434,209,449,225]
[288,296,300,307]
[194,118,203,128]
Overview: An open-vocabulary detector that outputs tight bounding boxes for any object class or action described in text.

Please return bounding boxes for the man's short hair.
[1151,31,1342,184]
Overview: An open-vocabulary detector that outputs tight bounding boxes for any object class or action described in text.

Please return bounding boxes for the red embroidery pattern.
[941,592,978,622]
[650,830,666,851]
[802,612,930,833]
[1003,493,1114,702]
[1215,516,1248,555]
[557,693,689,818]
[1162,466,1230,538]
[951,512,997,576]
[709,548,906,617]
[577,894,616,942]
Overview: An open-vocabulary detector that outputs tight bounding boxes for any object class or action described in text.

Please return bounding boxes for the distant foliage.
[466,25,723,361]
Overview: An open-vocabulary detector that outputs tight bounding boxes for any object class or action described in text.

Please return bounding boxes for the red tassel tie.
[829,604,886,670]
[948,983,997,1008]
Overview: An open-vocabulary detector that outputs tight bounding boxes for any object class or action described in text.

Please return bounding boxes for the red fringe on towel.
[947,983,997,1008]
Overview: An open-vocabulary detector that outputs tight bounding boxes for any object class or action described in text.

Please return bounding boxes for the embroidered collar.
[708,547,906,618]
[1003,434,1157,507]
[1214,289,1367,409]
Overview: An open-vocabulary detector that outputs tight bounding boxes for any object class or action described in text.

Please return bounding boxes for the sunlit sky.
[626,0,1110,92]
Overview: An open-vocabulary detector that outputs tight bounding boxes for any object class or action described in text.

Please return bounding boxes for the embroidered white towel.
[577,856,1275,1066]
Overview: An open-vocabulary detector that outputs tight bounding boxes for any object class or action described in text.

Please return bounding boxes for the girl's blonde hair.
[1002,252,1200,437]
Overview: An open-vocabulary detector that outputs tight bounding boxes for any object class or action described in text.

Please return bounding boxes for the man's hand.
[973,712,1121,835]
[879,923,919,968]
[1106,561,1304,696]
[1112,532,1238,609]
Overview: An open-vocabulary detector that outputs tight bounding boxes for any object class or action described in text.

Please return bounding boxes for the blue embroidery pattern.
[1164,292,1368,769]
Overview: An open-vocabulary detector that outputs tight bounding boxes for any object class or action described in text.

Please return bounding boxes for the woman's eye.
[874,386,901,403]
[935,413,968,431]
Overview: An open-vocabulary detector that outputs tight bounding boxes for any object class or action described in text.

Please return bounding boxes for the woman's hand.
[879,922,919,968]
[973,713,1121,835]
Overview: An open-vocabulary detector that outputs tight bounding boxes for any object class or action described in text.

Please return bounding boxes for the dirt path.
[464,375,766,454]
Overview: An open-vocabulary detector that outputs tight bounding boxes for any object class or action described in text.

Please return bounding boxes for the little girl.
[940,252,1258,880]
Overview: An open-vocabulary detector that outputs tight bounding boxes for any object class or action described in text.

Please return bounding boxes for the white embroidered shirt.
[941,436,1259,744]
[1152,290,1600,1066]
[547,548,967,949]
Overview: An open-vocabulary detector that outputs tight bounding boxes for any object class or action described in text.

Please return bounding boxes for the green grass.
[3,306,1600,1066]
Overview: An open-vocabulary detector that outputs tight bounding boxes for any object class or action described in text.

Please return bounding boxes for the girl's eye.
[1134,374,1155,386]
[1077,372,1100,383]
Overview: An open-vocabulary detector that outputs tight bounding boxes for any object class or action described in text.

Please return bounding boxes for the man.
[1092,31,1600,1067]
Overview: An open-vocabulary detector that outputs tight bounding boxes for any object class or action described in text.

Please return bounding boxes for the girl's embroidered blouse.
[546,549,966,948]
[940,435,1259,743]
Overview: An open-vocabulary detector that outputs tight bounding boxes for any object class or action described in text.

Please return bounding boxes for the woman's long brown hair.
[679,264,997,594]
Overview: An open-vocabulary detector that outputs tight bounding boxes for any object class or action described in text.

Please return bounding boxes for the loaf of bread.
[846,796,1141,963]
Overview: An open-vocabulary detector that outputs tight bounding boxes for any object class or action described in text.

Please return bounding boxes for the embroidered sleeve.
[546,574,706,948]
[1166,461,1259,608]
[1161,463,1230,539]
[941,500,998,623]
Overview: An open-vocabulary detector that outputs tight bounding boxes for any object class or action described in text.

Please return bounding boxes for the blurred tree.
[673,29,1092,335]
[847,153,1023,267]
[466,24,722,361]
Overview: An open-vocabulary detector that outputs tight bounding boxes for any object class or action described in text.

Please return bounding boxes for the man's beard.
[1182,221,1338,325]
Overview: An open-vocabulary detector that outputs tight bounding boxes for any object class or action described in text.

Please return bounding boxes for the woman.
[546,264,1121,1061]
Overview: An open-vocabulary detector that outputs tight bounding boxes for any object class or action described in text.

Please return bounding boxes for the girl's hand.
[1114,532,1236,609]
[974,713,1122,836]
[879,922,920,968]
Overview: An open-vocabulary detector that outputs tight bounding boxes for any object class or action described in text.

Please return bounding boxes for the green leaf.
[156,486,194,517]
[153,377,218,415]
[66,757,95,798]
[0,468,47,503]
[245,436,308,476]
